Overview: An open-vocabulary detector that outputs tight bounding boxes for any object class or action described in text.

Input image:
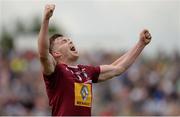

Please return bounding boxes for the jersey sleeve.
[43,65,59,90]
[85,65,100,83]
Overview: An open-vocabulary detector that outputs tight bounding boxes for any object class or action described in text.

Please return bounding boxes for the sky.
[0,0,180,56]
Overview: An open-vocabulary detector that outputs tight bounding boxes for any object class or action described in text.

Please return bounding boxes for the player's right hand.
[44,4,55,20]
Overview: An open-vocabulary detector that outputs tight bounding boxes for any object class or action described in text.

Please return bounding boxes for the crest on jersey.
[66,66,89,82]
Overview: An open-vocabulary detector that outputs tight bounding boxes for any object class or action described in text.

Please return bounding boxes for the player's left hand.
[139,29,152,45]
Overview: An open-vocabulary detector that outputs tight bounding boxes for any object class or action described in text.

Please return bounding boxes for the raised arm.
[38,4,56,75]
[98,29,152,82]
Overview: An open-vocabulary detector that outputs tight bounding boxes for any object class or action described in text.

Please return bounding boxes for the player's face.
[53,37,79,62]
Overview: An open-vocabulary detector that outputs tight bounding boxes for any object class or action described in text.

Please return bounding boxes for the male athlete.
[38,4,152,116]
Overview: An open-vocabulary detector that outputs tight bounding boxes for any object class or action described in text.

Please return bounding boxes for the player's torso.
[52,64,93,115]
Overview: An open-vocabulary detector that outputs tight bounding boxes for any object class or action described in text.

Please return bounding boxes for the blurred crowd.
[0,48,179,115]
[91,50,180,116]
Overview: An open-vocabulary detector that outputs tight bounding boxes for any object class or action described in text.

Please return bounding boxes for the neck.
[57,59,76,66]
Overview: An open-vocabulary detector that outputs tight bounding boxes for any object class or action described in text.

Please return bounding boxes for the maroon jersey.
[43,63,100,116]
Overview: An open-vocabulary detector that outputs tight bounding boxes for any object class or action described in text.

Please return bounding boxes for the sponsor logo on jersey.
[74,83,91,107]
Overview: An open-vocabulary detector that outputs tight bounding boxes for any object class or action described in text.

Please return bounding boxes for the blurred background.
[0,0,180,115]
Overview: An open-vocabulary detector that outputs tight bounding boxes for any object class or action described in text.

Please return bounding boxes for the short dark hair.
[49,34,63,53]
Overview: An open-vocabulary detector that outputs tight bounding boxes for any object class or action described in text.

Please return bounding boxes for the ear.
[52,51,62,58]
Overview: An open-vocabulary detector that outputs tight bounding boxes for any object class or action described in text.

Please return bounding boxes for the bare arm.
[98,29,152,82]
[38,4,56,75]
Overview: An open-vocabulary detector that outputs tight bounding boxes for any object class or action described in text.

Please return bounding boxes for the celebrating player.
[38,4,152,116]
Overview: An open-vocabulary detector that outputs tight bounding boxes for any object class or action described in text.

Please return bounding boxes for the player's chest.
[61,65,93,107]
[63,65,91,83]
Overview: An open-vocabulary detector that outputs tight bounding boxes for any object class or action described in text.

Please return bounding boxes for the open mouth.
[70,46,76,51]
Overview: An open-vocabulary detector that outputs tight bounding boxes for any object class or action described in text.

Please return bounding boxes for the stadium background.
[0,0,180,115]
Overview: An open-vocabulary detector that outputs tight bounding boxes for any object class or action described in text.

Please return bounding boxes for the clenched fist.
[44,4,55,20]
[139,29,152,45]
